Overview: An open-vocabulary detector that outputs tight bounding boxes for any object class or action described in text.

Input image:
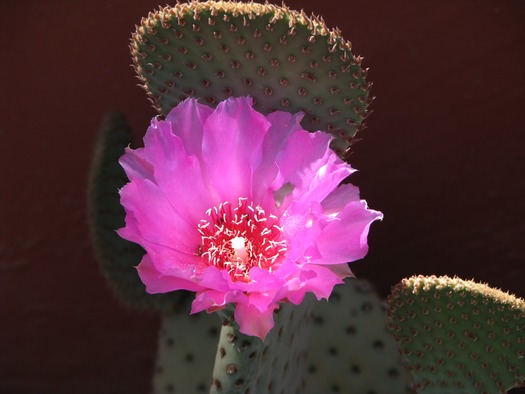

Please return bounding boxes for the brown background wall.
[1,1,524,393]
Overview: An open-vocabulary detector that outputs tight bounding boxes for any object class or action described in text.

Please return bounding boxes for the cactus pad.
[153,312,221,393]
[209,279,411,394]
[131,1,372,157]
[306,279,412,394]
[210,299,314,394]
[388,275,525,394]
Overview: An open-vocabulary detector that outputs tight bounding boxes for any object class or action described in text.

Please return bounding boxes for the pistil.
[198,198,287,282]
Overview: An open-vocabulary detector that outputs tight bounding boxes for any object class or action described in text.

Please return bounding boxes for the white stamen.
[197,198,288,282]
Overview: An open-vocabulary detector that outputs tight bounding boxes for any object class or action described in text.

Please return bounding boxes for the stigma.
[198,198,287,282]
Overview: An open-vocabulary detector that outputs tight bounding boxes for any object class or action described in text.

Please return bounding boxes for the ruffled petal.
[119,147,154,181]
[246,291,279,313]
[314,200,383,264]
[194,266,232,293]
[119,178,200,253]
[201,97,270,202]
[118,208,205,277]
[288,263,349,303]
[261,111,304,162]
[191,288,246,313]
[146,246,204,277]
[234,302,278,339]
[321,183,361,214]
[137,254,204,293]
[191,290,229,313]
[253,111,304,211]
[280,201,324,262]
[164,98,214,158]
[275,130,354,216]
[142,122,218,224]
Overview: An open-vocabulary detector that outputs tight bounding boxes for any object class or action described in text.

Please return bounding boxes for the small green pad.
[388,275,525,394]
[131,1,372,157]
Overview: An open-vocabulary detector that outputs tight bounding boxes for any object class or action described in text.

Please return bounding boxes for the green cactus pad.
[131,0,372,157]
[210,299,315,394]
[306,279,412,394]
[209,279,411,394]
[388,275,525,394]
[87,112,190,313]
[153,312,221,393]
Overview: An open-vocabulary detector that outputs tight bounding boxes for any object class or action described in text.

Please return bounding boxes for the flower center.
[198,197,287,282]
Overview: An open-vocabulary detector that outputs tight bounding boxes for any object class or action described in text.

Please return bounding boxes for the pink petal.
[145,246,205,277]
[191,288,246,314]
[253,111,304,209]
[195,266,232,293]
[142,124,218,224]
[321,183,361,214]
[280,201,324,262]
[315,200,383,264]
[137,254,204,293]
[246,291,279,313]
[191,290,228,313]
[119,147,154,181]
[201,97,270,203]
[262,111,304,158]
[275,130,353,214]
[118,209,205,277]
[119,178,200,253]
[290,264,348,303]
[276,130,332,183]
[164,98,214,158]
[117,208,141,245]
[234,267,284,293]
[234,302,278,340]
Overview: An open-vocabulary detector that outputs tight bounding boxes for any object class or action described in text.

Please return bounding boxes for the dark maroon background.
[1,1,524,393]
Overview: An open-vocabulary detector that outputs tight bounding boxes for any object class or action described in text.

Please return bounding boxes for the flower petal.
[137,254,204,293]
[119,147,154,181]
[321,183,361,214]
[119,178,200,253]
[277,131,353,213]
[253,111,304,210]
[142,122,218,224]
[164,98,214,158]
[201,97,270,202]
[287,264,349,304]
[315,200,383,264]
[191,287,246,313]
[234,302,278,339]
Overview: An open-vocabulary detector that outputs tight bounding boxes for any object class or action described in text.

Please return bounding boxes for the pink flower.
[118,97,382,339]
